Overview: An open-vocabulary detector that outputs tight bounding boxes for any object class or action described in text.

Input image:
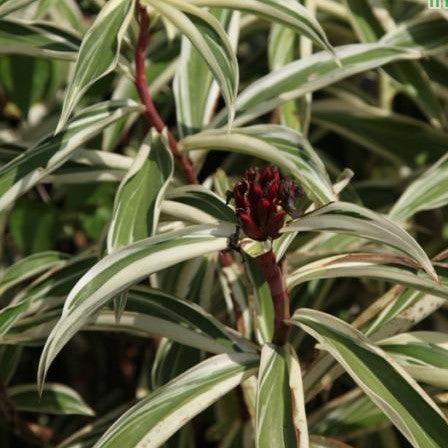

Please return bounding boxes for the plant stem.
[135,4,198,184]
[255,249,290,345]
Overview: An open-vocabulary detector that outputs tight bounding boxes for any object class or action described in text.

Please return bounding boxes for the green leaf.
[0,254,96,339]
[256,344,308,447]
[381,14,448,52]
[290,309,448,448]
[93,353,258,448]
[7,383,94,416]
[0,18,80,60]
[150,340,198,448]
[310,393,387,439]
[151,339,201,388]
[389,155,448,221]
[282,201,437,280]
[9,200,60,254]
[164,185,235,224]
[0,345,22,385]
[189,0,334,55]
[312,99,448,166]
[344,0,445,127]
[56,0,136,130]
[0,251,68,296]
[107,130,174,252]
[212,15,448,126]
[343,0,384,43]
[0,54,67,116]
[0,100,141,213]
[143,0,239,127]
[38,223,236,389]
[181,125,336,205]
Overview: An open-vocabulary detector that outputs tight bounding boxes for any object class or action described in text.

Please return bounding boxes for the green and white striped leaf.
[312,99,448,166]
[57,404,130,448]
[56,0,136,131]
[344,0,445,128]
[143,0,239,127]
[380,14,448,52]
[310,392,387,439]
[174,9,240,137]
[363,288,426,338]
[107,130,173,252]
[287,253,448,299]
[189,0,334,55]
[389,155,448,221]
[93,353,259,448]
[282,201,437,279]
[163,185,235,224]
[44,167,125,184]
[256,344,308,447]
[7,383,94,416]
[0,254,96,338]
[38,222,236,389]
[0,18,80,60]
[88,286,255,354]
[268,22,306,132]
[42,149,133,185]
[380,332,448,388]
[281,202,437,280]
[0,100,141,213]
[0,0,37,17]
[181,125,336,205]
[217,256,252,338]
[102,45,178,151]
[290,309,448,448]
[243,253,274,344]
[302,289,448,405]
[37,0,85,33]
[212,16,448,126]
[151,339,200,390]
[0,251,68,296]
[2,284,254,353]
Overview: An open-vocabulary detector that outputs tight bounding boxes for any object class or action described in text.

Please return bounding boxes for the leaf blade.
[93,353,258,448]
[38,223,236,390]
[290,309,448,448]
[56,0,136,130]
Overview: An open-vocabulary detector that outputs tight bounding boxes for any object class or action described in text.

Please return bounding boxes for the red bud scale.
[232,166,301,241]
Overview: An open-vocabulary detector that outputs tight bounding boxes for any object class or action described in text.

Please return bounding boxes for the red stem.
[256,249,290,345]
[135,5,198,184]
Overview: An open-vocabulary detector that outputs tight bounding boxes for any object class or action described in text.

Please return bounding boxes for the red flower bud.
[232,166,301,241]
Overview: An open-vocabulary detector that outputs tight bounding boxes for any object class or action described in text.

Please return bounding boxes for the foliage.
[1,1,448,447]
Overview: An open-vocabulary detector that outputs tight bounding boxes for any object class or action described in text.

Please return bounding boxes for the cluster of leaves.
[1,0,448,447]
